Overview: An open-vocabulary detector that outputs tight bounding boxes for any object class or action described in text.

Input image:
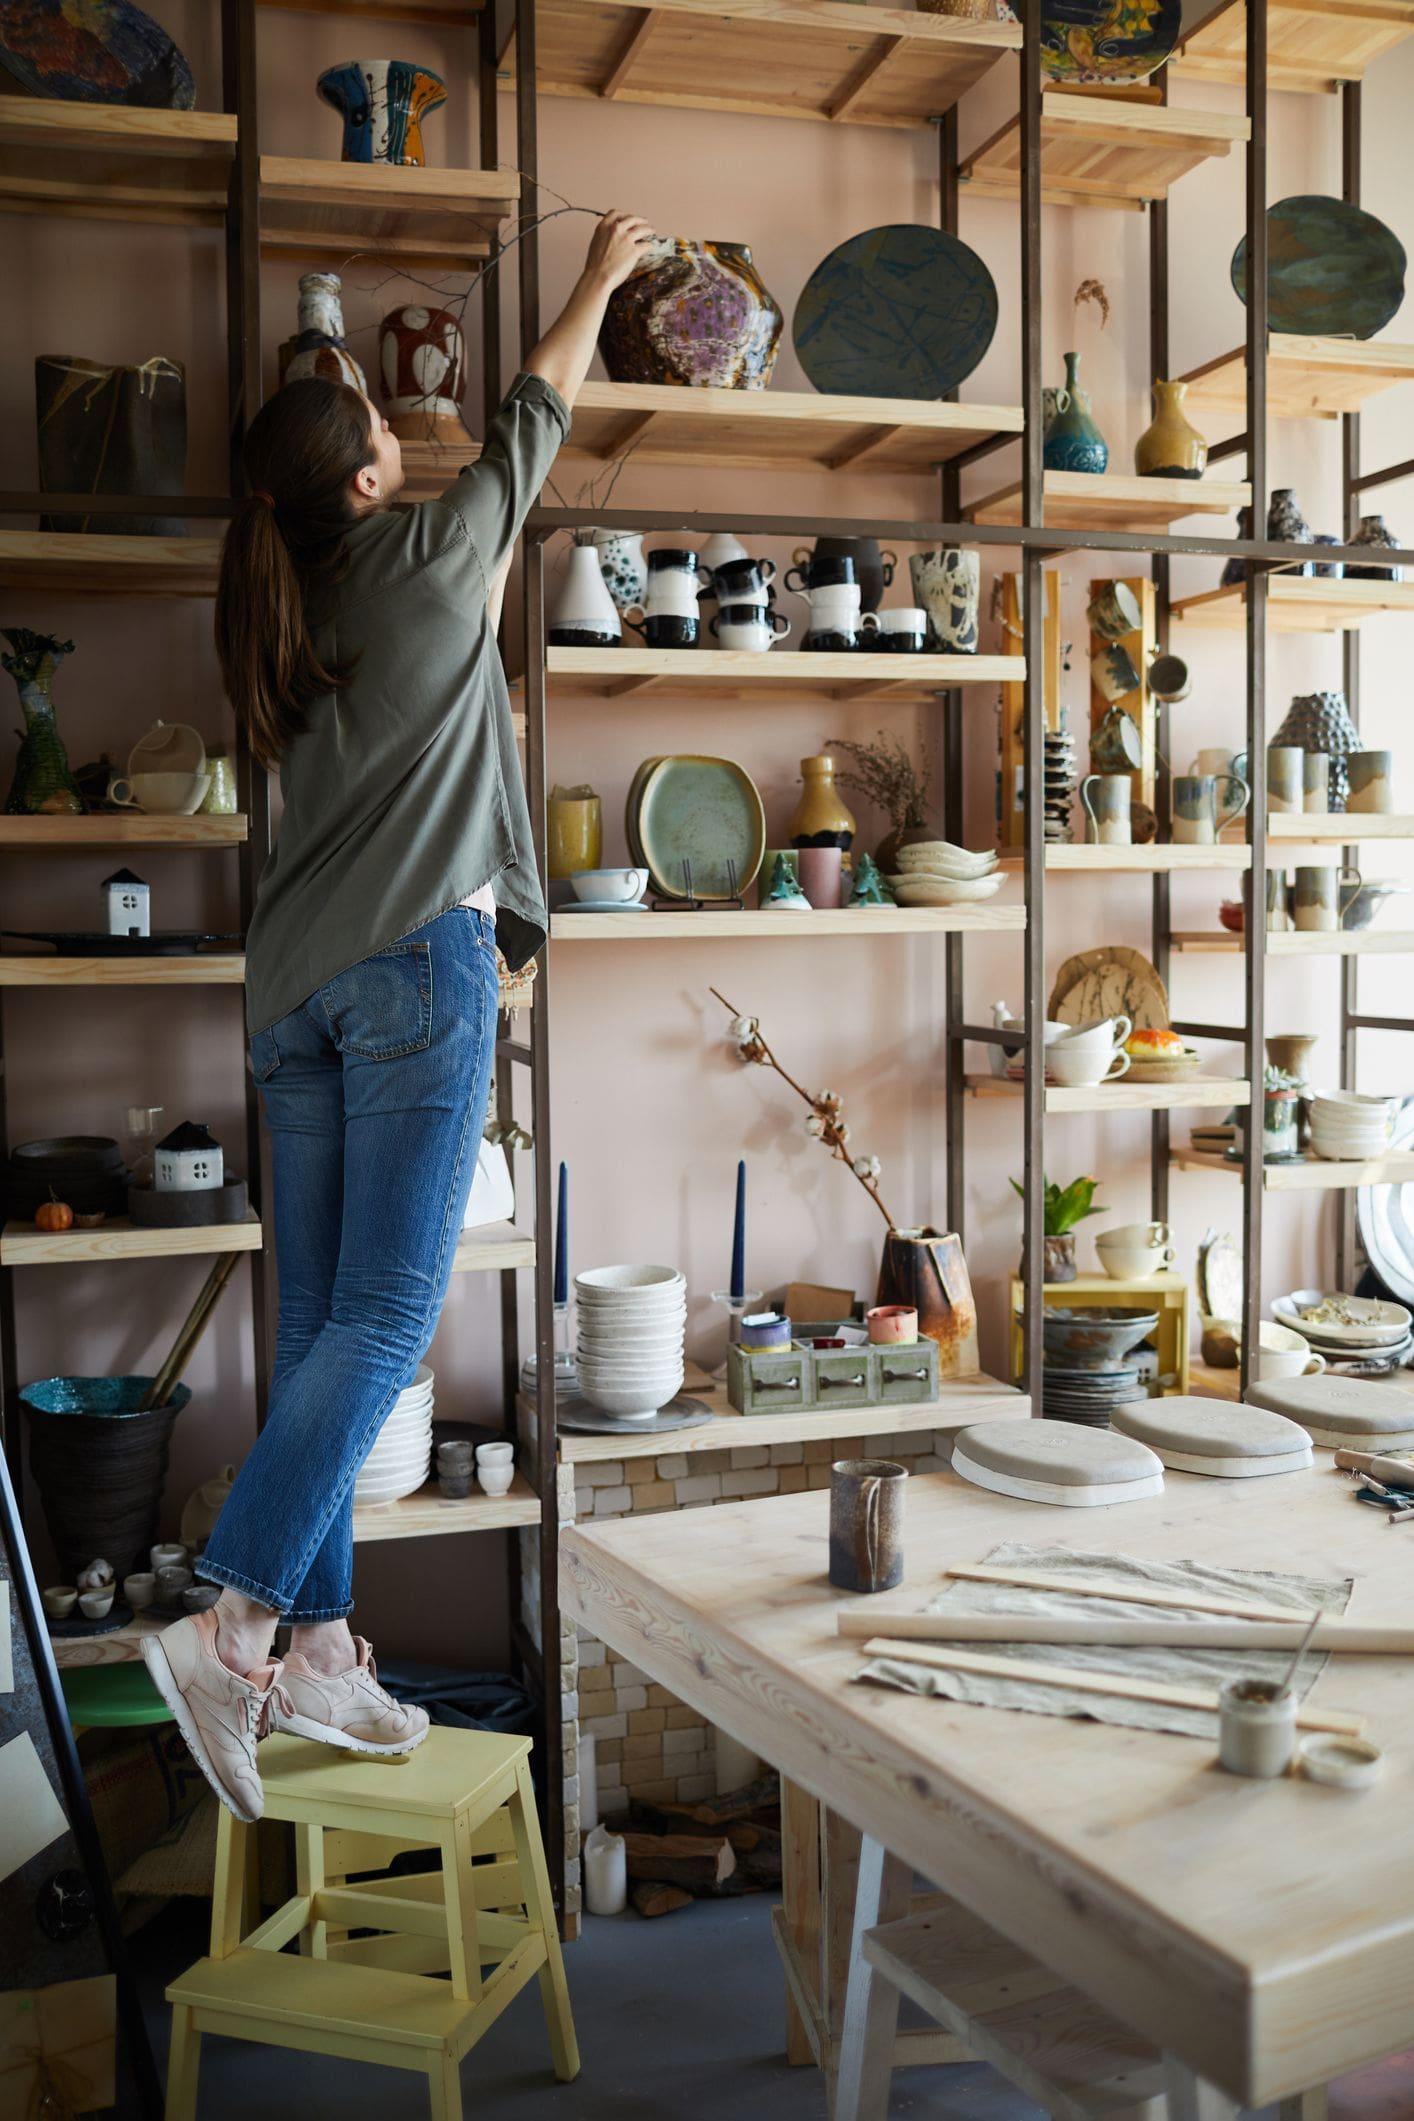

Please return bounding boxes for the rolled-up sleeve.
[440,371,570,582]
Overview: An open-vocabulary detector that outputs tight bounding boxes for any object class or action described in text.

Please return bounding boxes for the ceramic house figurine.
[154,1122,223,1192]
[847,853,893,906]
[103,867,149,938]
[764,852,811,911]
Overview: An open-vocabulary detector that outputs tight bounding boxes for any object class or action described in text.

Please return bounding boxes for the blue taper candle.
[730,1159,746,1302]
[554,1160,568,1307]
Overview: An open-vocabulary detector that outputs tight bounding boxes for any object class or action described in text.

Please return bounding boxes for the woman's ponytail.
[215,378,376,769]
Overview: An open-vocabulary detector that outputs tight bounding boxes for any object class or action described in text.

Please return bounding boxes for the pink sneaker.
[142,1608,288,1823]
[268,1638,429,1757]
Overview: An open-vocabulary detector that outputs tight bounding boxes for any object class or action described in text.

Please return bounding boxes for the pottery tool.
[1334,1448,1414,1486]
[857,1641,1366,1735]
[837,1610,1414,1653]
[944,1561,1313,1624]
[138,1252,242,1412]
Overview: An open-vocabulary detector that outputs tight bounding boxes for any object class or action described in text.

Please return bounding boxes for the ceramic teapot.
[1090,703,1143,774]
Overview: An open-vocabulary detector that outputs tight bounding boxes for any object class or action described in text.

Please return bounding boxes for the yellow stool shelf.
[165,1727,577,2119]
[1008,1271,1190,1396]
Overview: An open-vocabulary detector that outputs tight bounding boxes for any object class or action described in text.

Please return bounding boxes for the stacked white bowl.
[353,1364,434,1504]
[1310,1090,1395,1162]
[575,1265,686,1420]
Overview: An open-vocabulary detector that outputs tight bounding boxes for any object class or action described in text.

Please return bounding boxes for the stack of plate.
[1043,727,1077,842]
[353,1365,434,1505]
[889,841,1003,907]
[1041,1364,1144,1427]
[575,1264,686,1420]
[1310,1091,1395,1162]
[1272,1289,1413,1374]
[625,756,766,903]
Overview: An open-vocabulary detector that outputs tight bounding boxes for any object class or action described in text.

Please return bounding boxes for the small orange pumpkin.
[35,1199,74,1232]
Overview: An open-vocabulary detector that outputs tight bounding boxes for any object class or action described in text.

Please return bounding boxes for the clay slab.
[1244,1374,1414,1448]
[1114,1395,1314,1477]
[951,1419,1164,1507]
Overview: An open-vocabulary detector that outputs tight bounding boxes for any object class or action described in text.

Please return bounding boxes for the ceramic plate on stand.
[556,1394,716,1436]
[793,225,999,398]
[1041,0,1181,82]
[624,755,665,869]
[637,756,766,901]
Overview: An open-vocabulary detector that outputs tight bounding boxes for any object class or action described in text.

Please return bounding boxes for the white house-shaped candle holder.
[103,868,150,938]
[154,1122,223,1193]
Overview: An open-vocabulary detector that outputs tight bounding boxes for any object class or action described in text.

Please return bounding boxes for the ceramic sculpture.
[378,303,467,441]
[1042,353,1108,473]
[1346,514,1404,580]
[1,0,195,105]
[848,853,894,906]
[793,225,998,398]
[1232,196,1406,340]
[909,547,981,652]
[3,631,83,817]
[1040,0,1181,82]
[36,355,186,535]
[280,275,367,393]
[316,60,447,165]
[1270,691,1362,808]
[1134,380,1207,478]
[599,240,782,390]
[764,852,811,911]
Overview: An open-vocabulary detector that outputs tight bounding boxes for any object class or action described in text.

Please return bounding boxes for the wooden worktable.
[562,1460,1414,2107]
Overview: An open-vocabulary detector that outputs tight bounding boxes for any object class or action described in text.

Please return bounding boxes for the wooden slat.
[539,647,1018,699]
[1172,577,1414,631]
[0,531,222,596]
[552,905,1026,940]
[1267,812,1414,841]
[452,1221,535,1273]
[0,954,244,986]
[1176,0,1414,91]
[967,470,1250,531]
[1178,336,1414,421]
[965,1075,1252,1114]
[1266,929,1414,955]
[258,155,515,268]
[996,844,1253,872]
[0,815,246,848]
[961,93,1248,209]
[1175,1148,1414,1191]
[353,1473,541,1543]
[1,1213,261,1267]
[0,96,234,227]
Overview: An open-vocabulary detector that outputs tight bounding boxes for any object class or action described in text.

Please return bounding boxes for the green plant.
[1010,1173,1103,1236]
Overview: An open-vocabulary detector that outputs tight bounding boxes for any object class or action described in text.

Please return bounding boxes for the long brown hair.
[216,378,375,768]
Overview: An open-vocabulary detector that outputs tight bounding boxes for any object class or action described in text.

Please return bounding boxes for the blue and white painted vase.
[316,60,447,165]
[1042,351,1108,474]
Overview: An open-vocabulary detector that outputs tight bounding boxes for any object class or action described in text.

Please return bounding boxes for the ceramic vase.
[876,1228,979,1377]
[548,544,622,646]
[789,755,856,849]
[1267,487,1313,545]
[908,547,980,652]
[1134,379,1207,478]
[1042,352,1108,474]
[548,789,603,877]
[36,355,186,536]
[1271,691,1362,808]
[316,60,447,165]
[21,1375,192,1583]
[599,239,783,391]
[1043,1233,1077,1284]
[379,303,466,441]
[3,629,83,816]
[280,274,368,393]
[1222,506,1252,586]
[1346,513,1404,581]
[592,530,649,614]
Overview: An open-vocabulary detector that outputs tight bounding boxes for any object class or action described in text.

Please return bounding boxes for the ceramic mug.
[624,607,699,648]
[1173,772,1250,844]
[712,556,776,606]
[1346,749,1394,814]
[784,552,857,594]
[1254,1328,1327,1381]
[797,845,843,909]
[1091,642,1141,703]
[860,606,928,653]
[1096,1222,1176,1279]
[109,772,210,815]
[866,1305,918,1346]
[800,584,862,652]
[1080,772,1132,845]
[548,792,602,878]
[1190,747,1248,782]
[1047,1044,1131,1087]
[1086,580,1141,641]
[1302,752,1330,814]
[1293,864,1362,932]
[570,866,648,903]
[908,547,980,654]
[1090,703,1143,774]
[829,1458,907,1594]
[1268,746,1305,814]
[710,603,791,652]
[1266,868,1291,931]
[1147,651,1191,703]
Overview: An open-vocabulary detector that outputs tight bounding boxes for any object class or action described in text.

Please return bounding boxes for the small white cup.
[477,1461,516,1497]
[123,1571,158,1610]
[571,867,648,904]
[476,1440,514,1466]
[42,1586,78,1621]
[1047,1047,1131,1087]
[109,772,211,815]
[151,1541,188,1573]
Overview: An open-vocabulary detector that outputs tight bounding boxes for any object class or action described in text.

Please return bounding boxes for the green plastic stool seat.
[62,1661,173,1729]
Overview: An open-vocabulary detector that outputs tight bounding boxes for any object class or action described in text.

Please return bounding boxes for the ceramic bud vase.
[279,274,368,392]
[908,547,980,652]
[592,530,649,614]
[1346,513,1404,581]
[1134,379,1207,478]
[1267,488,1313,545]
[548,543,622,647]
[2,629,83,816]
[875,1228,979,1377]
[1042,351,1108,474]
[599,239,783,390]
[379,303,467,441]
[316,60,447,165]
[789,755,856,848]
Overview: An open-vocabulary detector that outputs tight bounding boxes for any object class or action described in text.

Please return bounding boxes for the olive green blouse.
[243,371,567,1035]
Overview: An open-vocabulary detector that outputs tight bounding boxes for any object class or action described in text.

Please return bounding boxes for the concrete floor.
[135,1894,1412,2120]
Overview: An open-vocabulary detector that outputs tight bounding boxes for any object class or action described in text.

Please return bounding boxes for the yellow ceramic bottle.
[788,755,857,847]
[1134,379,1208,479]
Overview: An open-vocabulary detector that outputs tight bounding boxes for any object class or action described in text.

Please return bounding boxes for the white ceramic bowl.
[576,1263,685,1297]
[577,1359,684,1387]
[578,1321,684,1347]
[890,874,1004,906]
[354,1468,429,1504]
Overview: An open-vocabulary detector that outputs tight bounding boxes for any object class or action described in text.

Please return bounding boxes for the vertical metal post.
[1240,0,1269,1389]
[0,998,19,1505]
[940,110,966,1242]
[1336,82,1362,1289]
[1019,0,1045,1402]
[516,0,541,353]
[479,0,504,435]
[1149,100,1172,1229]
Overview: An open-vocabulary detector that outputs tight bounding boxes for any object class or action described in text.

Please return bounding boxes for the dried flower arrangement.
[711,987,894,1228]
[823,732,932,833]
[1074,278,1111,330]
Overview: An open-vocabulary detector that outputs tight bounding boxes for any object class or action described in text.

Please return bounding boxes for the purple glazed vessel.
[599,239,783,391]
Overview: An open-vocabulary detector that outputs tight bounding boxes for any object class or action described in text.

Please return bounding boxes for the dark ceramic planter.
[22,1375,191,1582]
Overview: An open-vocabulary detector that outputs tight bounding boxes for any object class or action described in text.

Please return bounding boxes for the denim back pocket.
[249,1026,282,1083]
[322,941,433,1060]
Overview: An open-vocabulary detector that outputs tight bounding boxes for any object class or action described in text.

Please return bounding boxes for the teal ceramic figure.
[3,630,83,816]
[847,853,894,907]
[764,851,811,911]
[1042,352,1108,474]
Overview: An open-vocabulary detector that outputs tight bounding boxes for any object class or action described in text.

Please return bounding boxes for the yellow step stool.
[165,1727,578,2119]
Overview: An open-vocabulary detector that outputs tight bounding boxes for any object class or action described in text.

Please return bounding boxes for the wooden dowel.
[858,1641,1367,1736]
[945,1562,1312,1624]
[140,1251,241,1412]
[839,1611,1414,1654]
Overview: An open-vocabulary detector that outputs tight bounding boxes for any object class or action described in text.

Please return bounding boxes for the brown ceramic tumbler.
[829,1459,907,1594]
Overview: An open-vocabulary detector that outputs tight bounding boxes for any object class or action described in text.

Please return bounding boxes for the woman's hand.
[583,211,655,295]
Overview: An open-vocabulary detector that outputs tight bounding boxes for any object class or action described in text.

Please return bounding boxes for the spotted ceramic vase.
[1271,691,1362,808]
[1346,513,1404,581]
[1042,350,1108,474]
[279,274,367,392]
[909,547,980,653]
[316,60,446,165]
[591,531,648,614]
[379,303,467,440]
[599,240,783,391]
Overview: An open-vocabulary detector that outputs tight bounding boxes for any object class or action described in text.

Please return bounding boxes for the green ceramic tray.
[637,755,766,902]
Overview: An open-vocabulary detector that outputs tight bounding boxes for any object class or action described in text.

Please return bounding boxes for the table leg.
[824,1805,863,2091]
[833,1834,913,2121]
[1163,2057,1241,2120]
[780,1778,823,2065]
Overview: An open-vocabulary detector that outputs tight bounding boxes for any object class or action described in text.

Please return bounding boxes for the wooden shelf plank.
[0,531,222,596]
[258,155,515,267]
[452,1221,535,1273]
[0,815,247,849]
[500,0,1019,130]
[552,905,1025,940]
[1,1213,261,1267]
[0,955,244,986]
[1267,929,1414,955]
[1173,576,1414,631]
[997,844,1252,872]
[1174,1147,1414,1191]
[0,96,235,228]
[555,1363,1026,1463]
[1177,336,1414,422]
[53,1611,166,1671]
[262,0,483,17]
[1267,813,1414,842]
[353,1471,540,1543]
[966,1073,1251,1114]
[967,469,1250,531]
[540,646,1018,700]
[1175,0,1414,93]
[961,93,1248,209]
[1170,931,1243,952]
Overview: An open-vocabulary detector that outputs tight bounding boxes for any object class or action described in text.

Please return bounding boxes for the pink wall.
[2,4,1410,1652]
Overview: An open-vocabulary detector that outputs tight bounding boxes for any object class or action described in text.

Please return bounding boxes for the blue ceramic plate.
[793,226,998,400]
[637,757,766,902]
[1040,0,1181,82]
[0,0,195,105]
[1232,197,1407,341]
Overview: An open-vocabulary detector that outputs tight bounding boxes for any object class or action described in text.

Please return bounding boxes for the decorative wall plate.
[1049,946,1169,1032]
[1232,197,1407,341]
[637,757,766,901]
[1040,0,1181,82]
[793,226,999,400]
[0,0,195,105]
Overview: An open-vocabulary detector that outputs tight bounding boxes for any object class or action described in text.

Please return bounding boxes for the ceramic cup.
[829,1459,907,1594]
[908,547,979,653]
[712,556,776,606]
[151,1542,188,1573]
[1086,580,1142,641]
[860,607,928,653]
[800,584,862,651]
[1255,1324,1327,1381]
[1294,864,1362,932]
[157,1565,193,1596]
[1268,746,1305,815]
[1090,704,1143,774]
[571,867,648,903]
[1173,772,1250,844]
[624,607,698,649]
[123,1571,157,1610]
[477,1460,516,1498]
[1190,747,1246,782]
[42,1587,77,1621]
[710,603,791,652]
[1302,752,1331,814]
[784,553,857,593]
[1147,651,1191,703]
[1266,869,1290,930]
[476,1440,514,1467]
[79,1587,115,1620]
[109,772,211,815]
[739,1312,791,1349]
[1096,1221,1176,1279]
[866,1305,917,1346]
[1047,1044,1131,1087]
[1091,643,1141,703]
[548,793,602,878]
[797,845,843,909]
[1346,750,1394,814]
[1080,772,1132,846]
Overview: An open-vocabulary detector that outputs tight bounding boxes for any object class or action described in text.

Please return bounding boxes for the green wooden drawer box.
[726,1328,940,1416]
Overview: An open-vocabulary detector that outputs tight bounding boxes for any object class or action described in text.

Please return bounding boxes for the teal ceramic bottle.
[1042,351,1108,475]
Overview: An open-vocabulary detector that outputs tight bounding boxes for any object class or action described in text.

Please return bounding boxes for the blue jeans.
[198,906,499,1620]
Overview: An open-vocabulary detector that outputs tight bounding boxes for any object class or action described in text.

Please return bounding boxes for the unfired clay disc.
[951,1420,1164,1507]
[1244,1375,1414,1447]
[1112,1395,1313,1477]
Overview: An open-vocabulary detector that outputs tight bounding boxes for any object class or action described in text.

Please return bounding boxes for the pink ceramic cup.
[797,845,843,910]
[866,1304,918,1346]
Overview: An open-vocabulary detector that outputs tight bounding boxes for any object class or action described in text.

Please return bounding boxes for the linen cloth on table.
[858,1540,1352,1741]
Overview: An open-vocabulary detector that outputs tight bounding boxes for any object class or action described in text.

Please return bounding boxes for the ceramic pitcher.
[1173,771,1249,844]
[1042,352,1108,474]
[1080,772,1132,845]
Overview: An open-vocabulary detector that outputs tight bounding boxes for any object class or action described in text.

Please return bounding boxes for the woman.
[143,212,653,1823]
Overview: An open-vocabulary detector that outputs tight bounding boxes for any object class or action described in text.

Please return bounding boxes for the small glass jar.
[1219,1679,1296,1778]
[1263,1088,1299,1159]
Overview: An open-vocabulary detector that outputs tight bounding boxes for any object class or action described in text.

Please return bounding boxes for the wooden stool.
[164,1728,578,2119]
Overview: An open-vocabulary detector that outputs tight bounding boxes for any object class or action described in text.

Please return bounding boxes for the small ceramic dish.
[890,874,1005,906]
[42,1586,78,1621]
[1274,1290,1412,1347]
[1299,1733,1383,1789]
[739,1312,791,1348]
[78,1588,115,1620]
